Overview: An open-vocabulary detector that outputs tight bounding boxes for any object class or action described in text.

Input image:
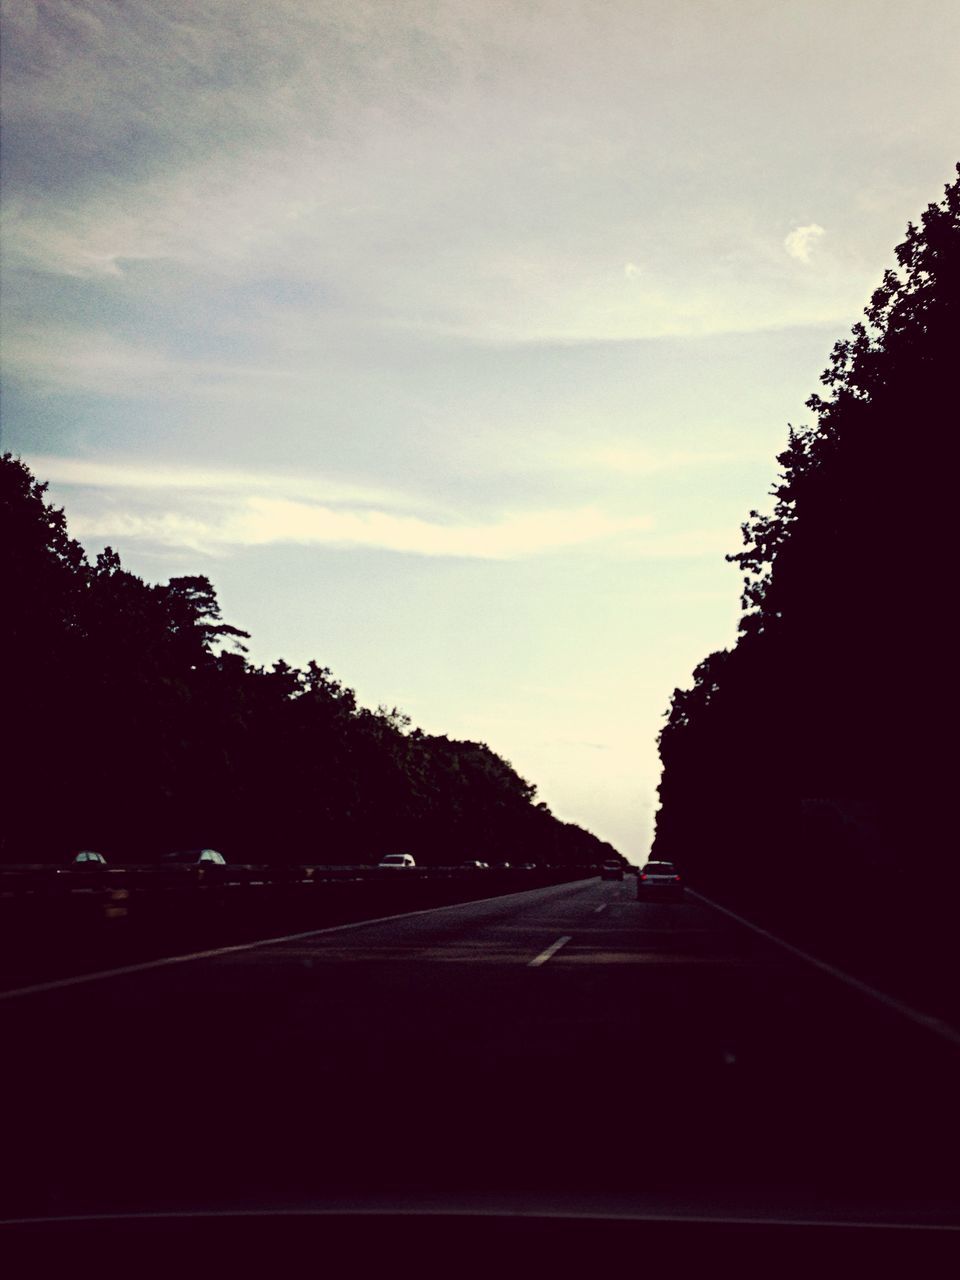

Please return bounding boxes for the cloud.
[784,223,826,263]
[24,455,411,511]
[6,327,181,390]
[6,327,291,396]
[2,148,320,279]
[26,453,747,562]
[611,527,737,559]
[574,444,766,475]
[2,3,870,346]
[28,454,653,558]
[68,497,653,559]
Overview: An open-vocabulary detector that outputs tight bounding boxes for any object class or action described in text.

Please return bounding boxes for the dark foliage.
[0,458,618,868]
[653,166,959,912]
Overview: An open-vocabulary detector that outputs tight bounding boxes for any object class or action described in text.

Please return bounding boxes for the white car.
[377,854,416,869]
[637,860,684,900]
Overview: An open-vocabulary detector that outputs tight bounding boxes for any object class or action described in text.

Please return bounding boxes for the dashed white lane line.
[594,904,607,914]
[691,889,960,1050]
[528,935,572,968]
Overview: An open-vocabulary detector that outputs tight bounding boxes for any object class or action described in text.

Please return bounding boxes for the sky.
[2,1,958,859]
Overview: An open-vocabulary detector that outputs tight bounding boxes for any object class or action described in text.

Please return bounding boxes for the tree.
[652,166,960,900]
[1,451,620,867]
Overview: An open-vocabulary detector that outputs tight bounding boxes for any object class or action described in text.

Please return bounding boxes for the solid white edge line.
[594,904,607,914]
[0,881,592,1002]
[528,935,572,968]
[689,889,960,1049]
[0,1206,956,1231]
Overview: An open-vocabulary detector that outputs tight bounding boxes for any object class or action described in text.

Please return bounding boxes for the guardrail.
[0,863,595,895]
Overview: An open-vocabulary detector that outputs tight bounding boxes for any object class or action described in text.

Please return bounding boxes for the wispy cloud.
[784,223,826,263]
[611,528,737,559]
[28,454,653,559]
[68,497,652,560]
[2,2,870,346]
[3,145,324,280]
[24,455,414,511]
[573,444,767,475]
[6,327,291,396]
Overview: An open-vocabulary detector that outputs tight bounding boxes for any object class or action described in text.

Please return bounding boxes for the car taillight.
[674,875,682,882]
[640,874,646,880]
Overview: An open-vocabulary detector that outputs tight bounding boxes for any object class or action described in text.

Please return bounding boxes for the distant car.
[460,860,488,871]
[515,862,537,871]
[492,862,512,871]
[637,860,684,900]
[163,848,227,868]
[68,850,108,869]
[377,854,416,870]
[600,859,623,881]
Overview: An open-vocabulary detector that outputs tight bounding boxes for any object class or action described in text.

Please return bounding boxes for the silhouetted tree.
[653,165,960,914]
[1,453,619,869]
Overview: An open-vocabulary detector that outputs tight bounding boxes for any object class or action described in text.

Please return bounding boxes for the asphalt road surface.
[2,877,958,1230]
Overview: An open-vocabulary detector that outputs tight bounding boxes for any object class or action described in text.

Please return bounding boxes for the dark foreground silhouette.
[653,166,960,1018]
[3,881,958,1272]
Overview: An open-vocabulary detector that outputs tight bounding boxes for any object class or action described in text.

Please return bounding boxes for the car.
[600,859,623,881]
[637,860,684,900]
[377,854,416,869]
[459,860,488,871]
[68,850,108,869]
[492,861,512,871]
[57,850,110,881]
[515,862,537,871]
[162,848,227,868]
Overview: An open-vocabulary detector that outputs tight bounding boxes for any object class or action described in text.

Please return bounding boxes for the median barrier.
[0,864,594,986]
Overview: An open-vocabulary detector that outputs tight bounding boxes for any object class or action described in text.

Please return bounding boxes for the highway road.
[2,876,958,1236]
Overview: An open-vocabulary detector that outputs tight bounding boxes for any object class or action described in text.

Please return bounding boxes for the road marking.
[0,1206,956,1231]
[528,935,571,968]
[690,889,960,1050]
[0,882,592,1002]
[594,904,607,914]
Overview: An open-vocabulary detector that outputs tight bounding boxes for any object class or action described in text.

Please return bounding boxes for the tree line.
[652,166,959,926]
[1,456,620,868]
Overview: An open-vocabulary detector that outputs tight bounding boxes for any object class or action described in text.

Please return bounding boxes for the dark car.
[162,848,227,870]
[57,850,110,883]
[68,850,108,869]
[637,860,684,900]
[600,859,624,881]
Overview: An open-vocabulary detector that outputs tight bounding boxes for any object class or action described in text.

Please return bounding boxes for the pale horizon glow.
[3,1,958,856]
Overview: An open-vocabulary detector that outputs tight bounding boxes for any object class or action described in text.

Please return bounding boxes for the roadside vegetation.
[652,166,959,1012]
[1,457,619,869]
